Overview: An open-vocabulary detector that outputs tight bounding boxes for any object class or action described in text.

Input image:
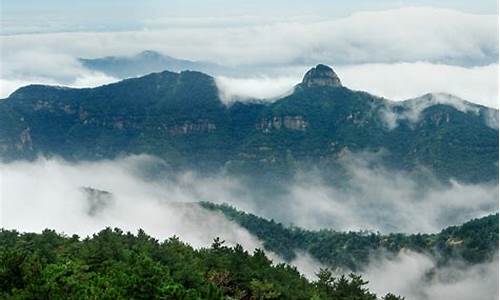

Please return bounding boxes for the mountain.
[0,65,498,182]
[202,202,499,271]
[79,50,228,78]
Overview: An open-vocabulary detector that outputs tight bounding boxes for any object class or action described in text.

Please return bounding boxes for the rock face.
[300,64,342,88]
[257,116,308,133]
[168,119,217,135]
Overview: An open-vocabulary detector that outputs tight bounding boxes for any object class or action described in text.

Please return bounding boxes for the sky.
[0,1,498,107]
[1,1,497,32]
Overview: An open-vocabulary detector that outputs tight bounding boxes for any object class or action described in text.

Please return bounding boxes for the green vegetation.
[201,202,499,270]
[0,67,497,183]
[0,228,404,300]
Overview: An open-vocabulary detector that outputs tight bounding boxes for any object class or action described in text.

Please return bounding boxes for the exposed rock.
[300,64,342,88]
[168,119,217,135]
[283,116,308,131]
[257,115,308,132]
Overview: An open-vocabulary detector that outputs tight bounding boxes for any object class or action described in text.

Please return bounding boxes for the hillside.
[0,65,497,182]
[201,202,499,271]
[0,228,404,300]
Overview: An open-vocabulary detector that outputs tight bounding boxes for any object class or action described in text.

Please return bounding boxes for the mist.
[0,155,262,250]
[364,250,499,300]
[2,7,496,67]
[2,154,497,235]
[277,165,496,233]
[215,75,296,103]
[1,155,498,299]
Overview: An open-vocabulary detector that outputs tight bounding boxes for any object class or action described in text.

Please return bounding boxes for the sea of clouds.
[1,5,498,299]
[1,154,498,299]
[1,7,498,107]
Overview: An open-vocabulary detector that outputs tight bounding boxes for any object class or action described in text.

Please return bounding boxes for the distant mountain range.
[79,50,230,78]
[1,64,498,182]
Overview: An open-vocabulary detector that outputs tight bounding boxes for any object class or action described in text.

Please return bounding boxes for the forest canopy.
[0,228,404,300]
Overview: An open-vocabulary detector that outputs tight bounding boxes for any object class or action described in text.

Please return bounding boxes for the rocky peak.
[300,64,342,88]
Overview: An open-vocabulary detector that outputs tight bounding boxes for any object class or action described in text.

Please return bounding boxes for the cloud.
[0,155,262,250]
[336,62,499,109]
[1,155,497,299]
[215,63,498,108]
[0,50,119,98]
[378,93,499,130]
[215,76,296,103]
[1,8,497,107]
[3,153,497,238]
[228,154,498,234]
[288,252,326,280]
[363,250,499,300]
[1,7,496,67]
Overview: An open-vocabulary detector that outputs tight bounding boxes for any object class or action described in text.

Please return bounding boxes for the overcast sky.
[0,1,497,35]
[0,1,498,107]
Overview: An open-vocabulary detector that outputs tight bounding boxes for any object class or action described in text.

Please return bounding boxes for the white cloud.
[0,155,261,250]
[0,7,496,67]
[378,93,499,130]
[2,154,496,239]
[0,50,118,98]
[215,76,296,103]
[364,250,499,300]
[336,63,499,109]
[241,154,498,233]
[215,62,498,109]
[1,155,497,300]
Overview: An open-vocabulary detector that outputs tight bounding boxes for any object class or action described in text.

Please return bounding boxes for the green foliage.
[201,202,499,270]
[383,293,406,300]
[1,72,497,183]
[0,228,403,300]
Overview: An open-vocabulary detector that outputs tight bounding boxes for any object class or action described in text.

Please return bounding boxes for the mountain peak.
[137,50,163,59]
[300,64,342,88]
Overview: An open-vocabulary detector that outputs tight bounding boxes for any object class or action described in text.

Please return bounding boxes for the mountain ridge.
[201,201,499,270]
[79,50,228,78]
[1,65,498,183]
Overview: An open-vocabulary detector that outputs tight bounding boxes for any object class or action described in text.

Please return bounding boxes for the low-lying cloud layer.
[379,93,499,130]
[1,155,498,299]
[2,7,496,67]
[280,162,497,233]
[364,250,499,300]
[0,156,261,250]
[2,154,497,236]
[292,248,499,300]
[215,75,297,103]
